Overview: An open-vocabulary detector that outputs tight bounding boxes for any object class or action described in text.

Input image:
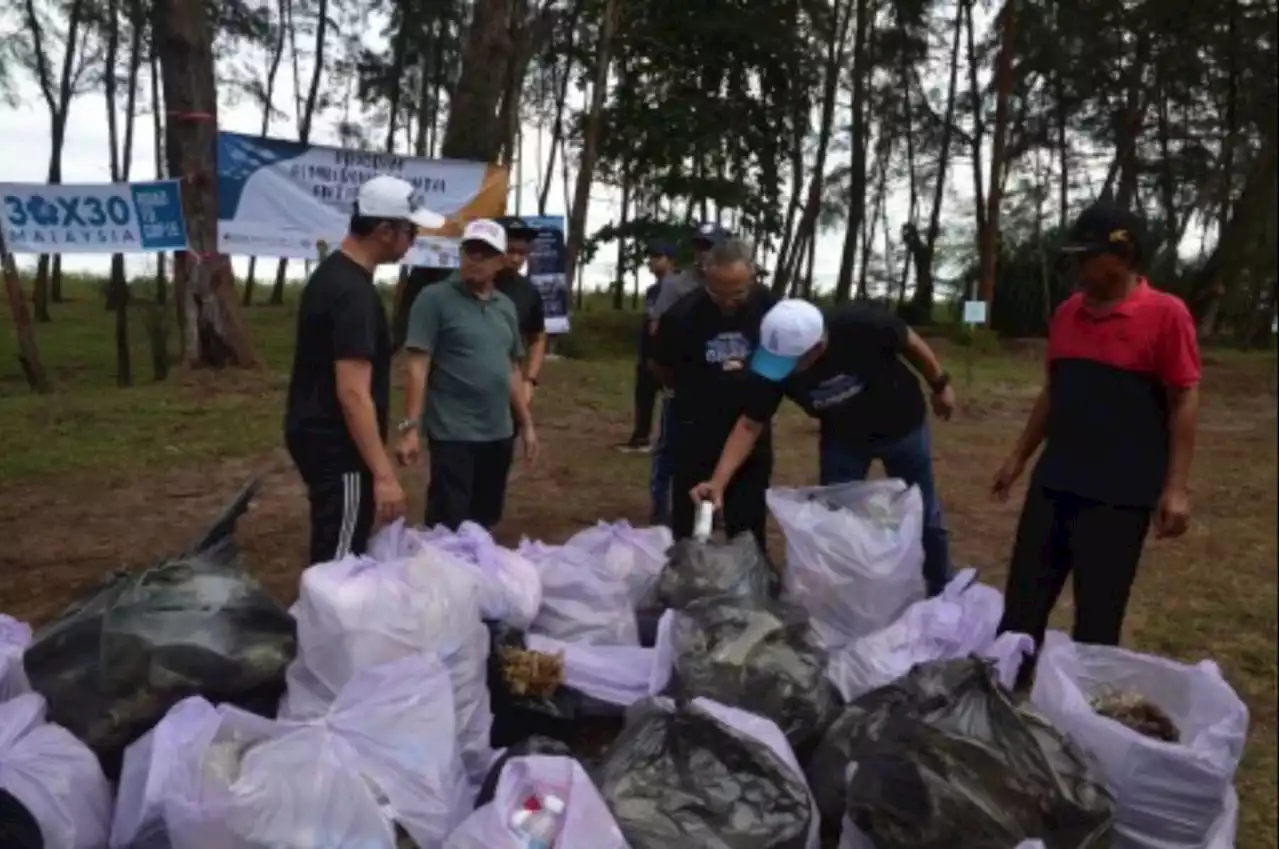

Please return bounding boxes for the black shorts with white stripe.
[303,469,375,564]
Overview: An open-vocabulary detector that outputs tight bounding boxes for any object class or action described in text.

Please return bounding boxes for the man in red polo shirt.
[991,201,1200,665]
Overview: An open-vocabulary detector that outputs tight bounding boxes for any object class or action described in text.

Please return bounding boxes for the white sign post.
[961,299,988,398]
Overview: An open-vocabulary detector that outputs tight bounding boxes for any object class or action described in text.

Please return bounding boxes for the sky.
[0,56,865,294]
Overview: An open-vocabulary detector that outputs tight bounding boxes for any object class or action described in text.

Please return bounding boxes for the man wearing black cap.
[992,200,1200,667]
[617,239,677,454]
[494,216,548,405]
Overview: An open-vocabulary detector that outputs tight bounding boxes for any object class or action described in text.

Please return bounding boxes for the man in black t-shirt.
[690,298,957,595]
[285,175,440,563]
[493,216,547,406]
[652,238,778,549]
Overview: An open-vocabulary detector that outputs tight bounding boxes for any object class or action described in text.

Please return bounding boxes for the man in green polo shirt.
[395,219,540,530]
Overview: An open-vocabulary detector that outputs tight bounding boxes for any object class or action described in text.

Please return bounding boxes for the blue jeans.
[649,395,675,525]
[819,424,951,596]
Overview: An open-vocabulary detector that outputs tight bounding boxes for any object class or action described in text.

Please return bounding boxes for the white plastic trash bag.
[372,521,543,629]
[0,615,31,702]
[445,754,628,849]
[0,692,112,849]
[565,521,672,607]
[289,553,493,783]
[1031,631,1248,849]
[520,539,639,646]
[825,569,1024,701]
[767,479,925,648]
[524,633,670,707]
[116,655,471,849]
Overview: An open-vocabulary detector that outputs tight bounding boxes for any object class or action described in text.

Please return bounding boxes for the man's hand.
[373,472,407,526]
[520,423,540,464]
[931,384,956,421]
[991,454,1026,502]
[395,430,421,466]
[1155,487,1191,538]
[690,480,726,510]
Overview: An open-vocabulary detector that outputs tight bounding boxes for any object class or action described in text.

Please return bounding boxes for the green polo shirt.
[405,275,524,442]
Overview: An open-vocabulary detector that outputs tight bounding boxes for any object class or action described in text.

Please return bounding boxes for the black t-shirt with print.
[285,252,392,468]
[495,269,547,341]
[742,301,925,443]
[653,283,779,447]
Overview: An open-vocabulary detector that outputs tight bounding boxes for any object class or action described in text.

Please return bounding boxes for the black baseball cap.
[647,239,677,257]
[691,222,731,248]
[1061,201,1145,261]
[494,216,538,242]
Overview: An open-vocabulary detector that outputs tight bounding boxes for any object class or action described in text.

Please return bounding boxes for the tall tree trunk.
[24,0,87,319]
[977,0,1017,306]
[270,0,328,306]
[154,0,259,368]
[775,0,854,293]
[963,0,986,256]
[442,0,519,161]
[103,0,133,384]
[537,3,580,215]
[2,227,51,392]
[564,0,620,287]
[832,0,871,303]
[908,0,964,321]
[243,0,288,308]
[612,173,630,309]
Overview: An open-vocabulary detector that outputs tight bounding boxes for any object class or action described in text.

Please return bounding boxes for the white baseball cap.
[750,299,825,381]
[460,218,507,254]
[355,175,445,228]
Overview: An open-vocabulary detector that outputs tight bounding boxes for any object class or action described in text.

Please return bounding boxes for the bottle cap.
[510,809,532,830]
[542,794,566,815]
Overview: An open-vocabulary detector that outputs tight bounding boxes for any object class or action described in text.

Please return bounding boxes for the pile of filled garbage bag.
[0,477,1249,849]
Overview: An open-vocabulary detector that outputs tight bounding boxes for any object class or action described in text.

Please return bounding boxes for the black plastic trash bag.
[474,735,573,808]
[596,698,812,849]
[655,533,774,609]
[806,657,1114,849]
[0,788,42,849]
[486,622,579,748]
[22,480,296,779]
[665,597,836,749]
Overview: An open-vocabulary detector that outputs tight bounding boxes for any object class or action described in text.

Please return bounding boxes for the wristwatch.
[396,418,419,434]
[930,372,951,393]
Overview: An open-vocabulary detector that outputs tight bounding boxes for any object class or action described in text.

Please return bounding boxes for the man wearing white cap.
[691,298,957,595]
[285,175,442,564]
[395,218,539,530]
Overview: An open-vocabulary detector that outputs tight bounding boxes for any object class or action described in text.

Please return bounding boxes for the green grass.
[0,278,1044,481]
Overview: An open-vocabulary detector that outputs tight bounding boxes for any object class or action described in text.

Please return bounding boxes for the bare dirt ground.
[0,349,1275,845]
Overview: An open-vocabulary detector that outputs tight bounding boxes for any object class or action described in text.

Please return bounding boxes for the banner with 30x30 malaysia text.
[0,180,189,254]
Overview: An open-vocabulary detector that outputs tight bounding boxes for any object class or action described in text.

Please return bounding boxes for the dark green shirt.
[405,275,524,442]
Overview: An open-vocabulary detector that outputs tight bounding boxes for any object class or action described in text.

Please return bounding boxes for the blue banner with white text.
[0,180,189,254]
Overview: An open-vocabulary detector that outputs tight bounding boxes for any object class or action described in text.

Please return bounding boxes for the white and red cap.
[460,218,508,254]
[750,299,825,381]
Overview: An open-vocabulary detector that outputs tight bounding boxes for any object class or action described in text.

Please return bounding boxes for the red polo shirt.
[1032,279,1200,508]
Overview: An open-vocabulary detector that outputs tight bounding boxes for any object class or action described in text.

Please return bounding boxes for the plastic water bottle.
[694,500,715,541]
[511,794,565,849]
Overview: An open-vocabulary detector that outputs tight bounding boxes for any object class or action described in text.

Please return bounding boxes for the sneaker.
[615,437,651,454]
